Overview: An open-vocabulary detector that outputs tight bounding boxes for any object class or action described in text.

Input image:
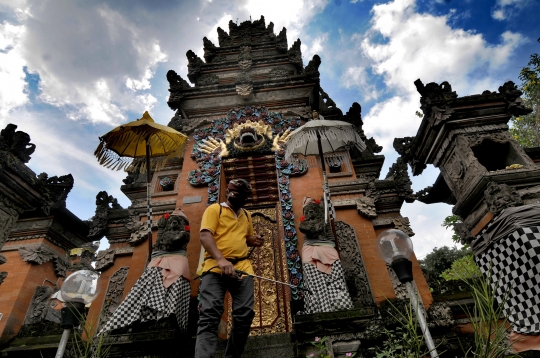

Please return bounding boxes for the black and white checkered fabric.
[302,260,354,314]
[324,187,336,222]
[99,267,190,333]
[476,226,540,334]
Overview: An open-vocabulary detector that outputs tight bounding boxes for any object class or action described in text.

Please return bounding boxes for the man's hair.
[228,178,252,194]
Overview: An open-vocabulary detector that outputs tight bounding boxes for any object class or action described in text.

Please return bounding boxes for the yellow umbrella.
[94,111,188,263]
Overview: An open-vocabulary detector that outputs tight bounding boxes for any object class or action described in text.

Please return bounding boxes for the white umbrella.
[284,118,366,229]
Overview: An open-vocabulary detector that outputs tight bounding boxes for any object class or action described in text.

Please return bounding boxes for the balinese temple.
[0,16,537,357]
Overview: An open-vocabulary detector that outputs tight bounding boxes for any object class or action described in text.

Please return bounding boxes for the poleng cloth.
[148,254,190,288]
[200,203,254,275]
[302,245,339,274]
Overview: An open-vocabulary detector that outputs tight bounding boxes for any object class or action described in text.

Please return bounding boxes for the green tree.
[509,39,540,148]
[419,245,471,279]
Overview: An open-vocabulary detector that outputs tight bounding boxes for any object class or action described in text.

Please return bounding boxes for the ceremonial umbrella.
[95,111,188,263]
[284,116,366,236]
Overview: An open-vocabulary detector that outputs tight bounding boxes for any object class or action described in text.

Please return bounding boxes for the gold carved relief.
[227,206,292,335]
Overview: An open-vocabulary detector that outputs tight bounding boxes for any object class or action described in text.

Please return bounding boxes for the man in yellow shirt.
[195,178,263,358]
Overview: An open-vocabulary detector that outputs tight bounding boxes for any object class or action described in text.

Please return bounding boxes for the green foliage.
[368,297,437,357]
[420,245,471,279]
[306,336,356,358]
[460,269,518,358]
[509,41,540,148]
[67,308,110,358]
[441,254,481,281]
[442,214,464,245]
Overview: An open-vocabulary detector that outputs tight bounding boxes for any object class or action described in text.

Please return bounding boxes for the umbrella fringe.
[284,125,366,161]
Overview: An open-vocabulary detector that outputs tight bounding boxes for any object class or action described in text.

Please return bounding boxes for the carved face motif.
[225,120,272,152]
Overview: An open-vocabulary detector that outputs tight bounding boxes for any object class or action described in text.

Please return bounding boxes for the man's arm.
[199,229,235,276]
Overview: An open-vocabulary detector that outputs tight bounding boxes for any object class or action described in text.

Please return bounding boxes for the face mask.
[228,193,247,209]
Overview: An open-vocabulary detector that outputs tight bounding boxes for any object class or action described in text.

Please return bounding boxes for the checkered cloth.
[476,226,540,334]
[99,267,190,334]
[302,260,354,313]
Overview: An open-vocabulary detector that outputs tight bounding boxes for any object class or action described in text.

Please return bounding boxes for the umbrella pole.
[146,140,153,266]
[316,132,340,254]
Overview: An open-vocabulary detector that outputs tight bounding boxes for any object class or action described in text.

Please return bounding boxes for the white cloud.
[243,0,329,47]
[491,0,530,21]
[0,22,28,118]
[359,0,524,151]
[340,66,381,101]
[17,2,168,124]
[302,33,329,62]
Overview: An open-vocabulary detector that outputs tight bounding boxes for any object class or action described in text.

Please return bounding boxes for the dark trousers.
[194,273,255,358]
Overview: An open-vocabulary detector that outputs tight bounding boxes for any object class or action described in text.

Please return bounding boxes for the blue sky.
[1,0,538,258]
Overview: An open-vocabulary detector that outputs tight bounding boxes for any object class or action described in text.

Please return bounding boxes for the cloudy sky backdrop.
[1,0,539,258]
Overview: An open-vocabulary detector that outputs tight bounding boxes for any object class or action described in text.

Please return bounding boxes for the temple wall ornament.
[18,244,58,265]
[0,124,36,164]
[355,197,377,219]
[23,286,57,325]
[414,79,457,128]
[335,221,376,309]
[99,266,129,329]
[269,66,289,79]
[484,182,523,215]
[392,217,415,237]
[94,248,116,271]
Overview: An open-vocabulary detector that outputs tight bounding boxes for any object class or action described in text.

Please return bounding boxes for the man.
[195,178,263,358]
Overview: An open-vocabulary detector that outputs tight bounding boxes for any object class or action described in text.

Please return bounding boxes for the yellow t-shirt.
[200,203,254,275]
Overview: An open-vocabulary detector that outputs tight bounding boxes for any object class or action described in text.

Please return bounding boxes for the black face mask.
[228,193,247,209]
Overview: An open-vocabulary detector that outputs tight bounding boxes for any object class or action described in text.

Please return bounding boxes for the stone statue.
[99,208,191,334]
[299,197,353,313]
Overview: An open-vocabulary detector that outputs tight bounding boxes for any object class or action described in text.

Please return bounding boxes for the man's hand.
[247,234,264,247]
[217,257,235,276]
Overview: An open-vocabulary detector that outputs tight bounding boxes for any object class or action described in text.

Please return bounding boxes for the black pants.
[195,273,255,358]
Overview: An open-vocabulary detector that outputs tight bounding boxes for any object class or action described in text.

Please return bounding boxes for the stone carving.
[217,27,232,47]
[414,79,457,127]
[386,156,415,203]
[387,265,408,299]
[0,193,23,258]
[454,222,474,245]
[52,255,68,277]
[238,46,252,71]
[202,36,217,63]
[415,186,432,203]
[166,110,186,133]
[392,217,415,237]
[87,191,123,240]
[18,244,57,264]
[153,212,190,252]
[484,181,523,215]
[198,73,220,86]
[0,271,6,285]
[427,301,455,329]
[165,69,190,90]
[498,81,532,116]
[304,55,321,80]
[276,27,288,53]
[235,71,253,98]
[287,39,303,70]
[100,266,129,328]
[24,286,55,325]
[186,50,205,83]
[33,173,75,212]
[95,248,116,271]
[344,102,364,131]
[355,197,377,219]
[0,123,36,163]
[335,221,376,308]
[269,66,289,79]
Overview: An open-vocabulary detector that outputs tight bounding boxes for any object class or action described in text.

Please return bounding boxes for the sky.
[1,0,539,259]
